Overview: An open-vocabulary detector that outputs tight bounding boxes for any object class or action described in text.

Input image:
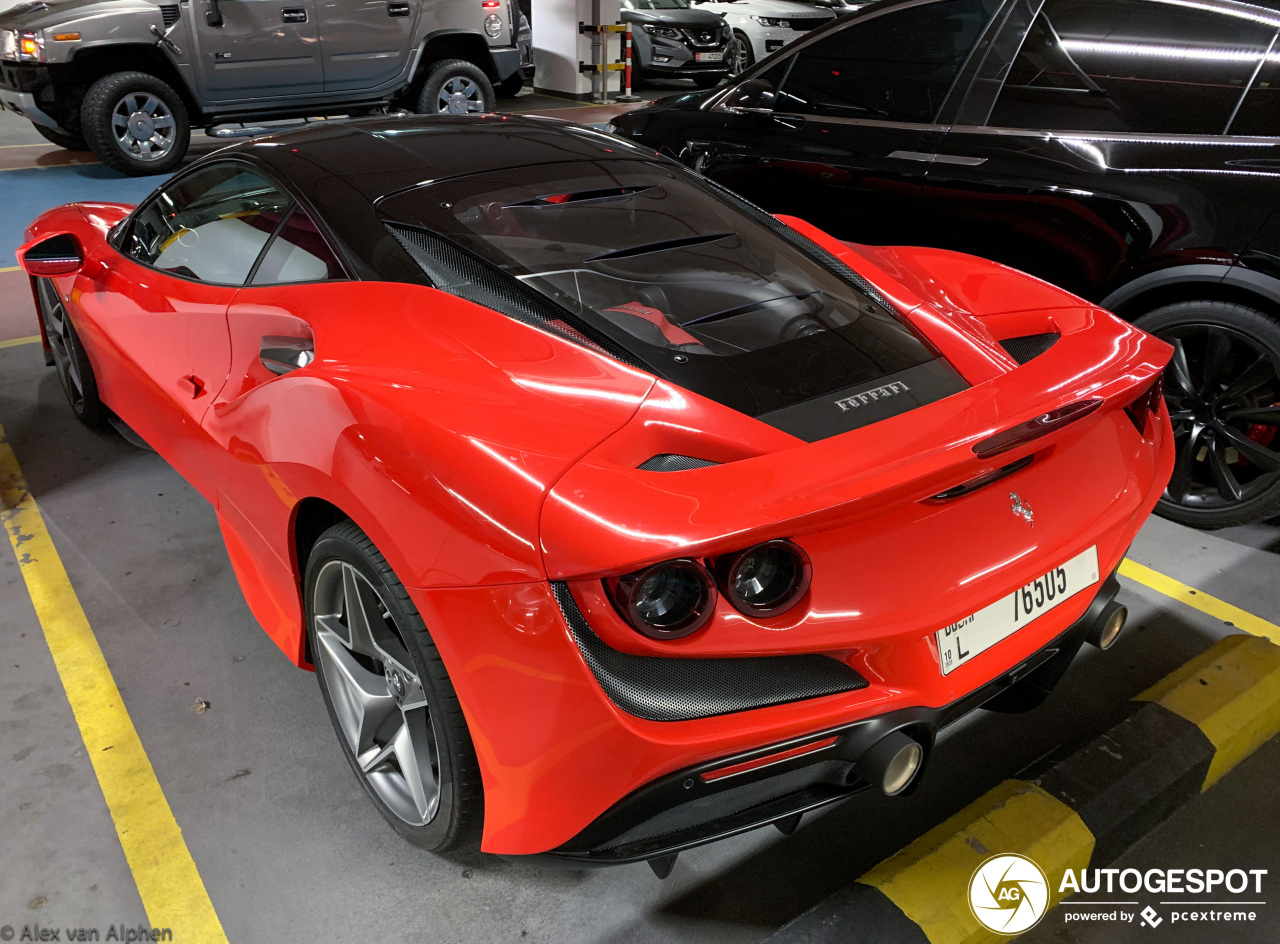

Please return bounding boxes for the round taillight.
[721,540,811,617]
[610,559,717,639]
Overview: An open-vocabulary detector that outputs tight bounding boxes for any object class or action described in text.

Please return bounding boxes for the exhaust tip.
[1088,602,1127,651]
[855,731,925,797]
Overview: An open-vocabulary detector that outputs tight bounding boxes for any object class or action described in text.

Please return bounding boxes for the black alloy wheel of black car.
[1137,302,1280,528]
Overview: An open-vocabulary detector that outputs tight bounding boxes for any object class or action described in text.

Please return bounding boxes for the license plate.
[695,52,724,62]
[935,546,1099,676]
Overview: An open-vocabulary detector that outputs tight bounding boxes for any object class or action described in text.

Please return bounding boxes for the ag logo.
[968,854,1050,934]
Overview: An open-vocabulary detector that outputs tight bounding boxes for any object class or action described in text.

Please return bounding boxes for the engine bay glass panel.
[380,160,967,431]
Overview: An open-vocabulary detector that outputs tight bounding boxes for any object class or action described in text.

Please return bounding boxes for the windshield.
[379,160,944,418]
[623,0,691,9]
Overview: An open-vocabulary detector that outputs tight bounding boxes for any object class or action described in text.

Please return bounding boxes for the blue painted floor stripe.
[3,166,169,260]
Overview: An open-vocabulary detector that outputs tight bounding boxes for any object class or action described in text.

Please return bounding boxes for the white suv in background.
[692,0,837,73]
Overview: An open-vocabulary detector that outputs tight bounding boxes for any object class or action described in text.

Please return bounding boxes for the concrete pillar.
[532,0,622,98]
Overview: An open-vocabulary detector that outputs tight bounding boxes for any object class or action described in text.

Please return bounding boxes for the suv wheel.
[416,59,495,115]
[730,30,754,75]
[81,71,190,176]
[305,521,485,851]
[34,124,89,151]
[1136,300,1280,528]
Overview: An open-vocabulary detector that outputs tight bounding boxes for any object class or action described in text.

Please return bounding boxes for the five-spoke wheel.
[306,522,484,849]
[36,278,107,427]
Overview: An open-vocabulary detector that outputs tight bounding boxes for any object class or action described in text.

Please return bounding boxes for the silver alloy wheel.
[110,91,177,162]
[730,36,751,75]
[437,75,485,114]
[312,560,441,826]
[37,279,84,411]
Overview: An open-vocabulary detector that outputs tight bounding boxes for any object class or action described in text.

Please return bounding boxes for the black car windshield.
[624,0,692,10]
[379,159,940,417]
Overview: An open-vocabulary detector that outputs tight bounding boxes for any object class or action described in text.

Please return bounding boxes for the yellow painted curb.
[0,422,229,943]
[1136,633,1280,790]
[1119,558,1280,645]
[859,779,1094,944]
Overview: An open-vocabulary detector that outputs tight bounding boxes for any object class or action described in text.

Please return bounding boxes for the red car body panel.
[19,182,1174,856]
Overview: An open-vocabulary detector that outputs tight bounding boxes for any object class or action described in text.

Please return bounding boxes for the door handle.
[260,335,314,375]
[281,7,308,23]
[387,1,410,15]
[181,374,206,399]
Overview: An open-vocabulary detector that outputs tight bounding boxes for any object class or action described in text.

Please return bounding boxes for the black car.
[622,0,733,87]
[609,0,1280,528]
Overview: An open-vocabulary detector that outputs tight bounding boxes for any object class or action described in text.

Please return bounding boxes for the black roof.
[222,114,661,203]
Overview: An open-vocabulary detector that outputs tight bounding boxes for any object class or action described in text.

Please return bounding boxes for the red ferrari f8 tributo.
[17,115,1173,871]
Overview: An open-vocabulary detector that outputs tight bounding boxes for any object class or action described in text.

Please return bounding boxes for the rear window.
[378,160,943,418]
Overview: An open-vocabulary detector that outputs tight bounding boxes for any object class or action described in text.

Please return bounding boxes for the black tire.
[35,278,109,429]
[495,72,524,98]
[730,30,754,75]
[34,124,89,151]
[415,59,496,115]
[305,521,484,852]
[80,71,190,176]
[1135,300,1280,528]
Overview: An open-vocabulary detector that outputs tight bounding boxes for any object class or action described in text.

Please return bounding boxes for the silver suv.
[0,0,533,175]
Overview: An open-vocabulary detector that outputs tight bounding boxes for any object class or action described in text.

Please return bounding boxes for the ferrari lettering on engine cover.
[834,381,911,412]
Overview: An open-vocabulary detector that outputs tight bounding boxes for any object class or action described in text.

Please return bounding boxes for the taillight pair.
[606,540,812,640]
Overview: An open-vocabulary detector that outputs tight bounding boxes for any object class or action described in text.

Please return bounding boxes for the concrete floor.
[1,102,1278,942]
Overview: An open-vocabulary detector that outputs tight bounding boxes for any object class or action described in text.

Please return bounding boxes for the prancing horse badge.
[1010,492,1034,527]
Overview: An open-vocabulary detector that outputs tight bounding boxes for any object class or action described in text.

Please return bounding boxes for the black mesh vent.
[999,332,1060,365]
[385,223,644,369]
[552,582,867,722]
[637,454,720,472]
[160,3,180,25]
[599,759,851,850]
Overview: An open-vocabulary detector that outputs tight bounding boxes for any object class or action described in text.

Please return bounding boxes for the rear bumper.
[538,573,1119,865]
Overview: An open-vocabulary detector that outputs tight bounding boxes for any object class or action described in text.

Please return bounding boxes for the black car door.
[917,0,1280,301]
[687,0,1005,245]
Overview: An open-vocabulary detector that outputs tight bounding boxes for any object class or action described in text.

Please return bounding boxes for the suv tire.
[81,71,190,176]
[34,124,89,151]
[1135,300,1280,528]
[416,59,495,115]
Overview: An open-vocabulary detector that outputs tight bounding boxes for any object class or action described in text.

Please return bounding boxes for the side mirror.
[17,233,84,277]
[721,78,776,113]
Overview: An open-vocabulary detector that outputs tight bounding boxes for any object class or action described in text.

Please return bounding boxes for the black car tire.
[495,72,524,98]
[35,278,109,428]
[34,124,89,151]
[730,30,754,75]
[1136,300,1280,528]
[81,72,190,176]
[306,521,485,852]
[416,59,496,115]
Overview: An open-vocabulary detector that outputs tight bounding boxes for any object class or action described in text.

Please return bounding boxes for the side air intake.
[552,582,867,722]
[999,332,1060,365]
[637,454,720,472]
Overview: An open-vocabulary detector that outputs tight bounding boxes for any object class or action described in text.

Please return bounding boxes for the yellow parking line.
[1120,557,1280,645]
[1,265,21,272]
[0,422,229,943]
[0,336,41,349]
